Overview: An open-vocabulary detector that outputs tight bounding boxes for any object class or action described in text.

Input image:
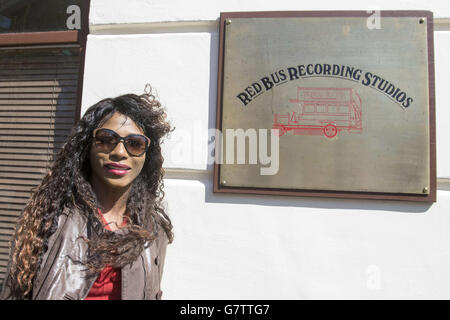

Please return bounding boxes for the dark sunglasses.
[93,128,151,157]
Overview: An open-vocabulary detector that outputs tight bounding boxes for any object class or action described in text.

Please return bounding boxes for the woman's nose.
[110,140,128,158]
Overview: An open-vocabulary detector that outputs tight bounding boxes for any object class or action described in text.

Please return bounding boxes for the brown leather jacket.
[0,207,169,300]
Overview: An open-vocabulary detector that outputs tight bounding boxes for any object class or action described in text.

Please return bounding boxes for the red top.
[84,209,127,300]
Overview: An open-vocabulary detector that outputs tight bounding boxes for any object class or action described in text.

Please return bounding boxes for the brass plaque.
[215,11,436,201]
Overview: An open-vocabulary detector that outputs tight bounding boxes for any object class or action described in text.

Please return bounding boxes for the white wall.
[82,0,450,299]
[88,0,450,22]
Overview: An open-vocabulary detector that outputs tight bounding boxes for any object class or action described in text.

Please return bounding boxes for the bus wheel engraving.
[323,124,337,138]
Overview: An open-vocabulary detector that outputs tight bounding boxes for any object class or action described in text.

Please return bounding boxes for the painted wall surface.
[88,0,450,23]
[82,0,450,299]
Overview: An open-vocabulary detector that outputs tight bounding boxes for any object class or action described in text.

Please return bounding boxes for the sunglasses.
[93,128,151,157]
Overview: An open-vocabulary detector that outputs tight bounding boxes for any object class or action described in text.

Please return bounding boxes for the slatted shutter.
[0,46,80,287]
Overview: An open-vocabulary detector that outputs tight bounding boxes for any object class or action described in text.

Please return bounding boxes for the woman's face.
[89,112,147,190]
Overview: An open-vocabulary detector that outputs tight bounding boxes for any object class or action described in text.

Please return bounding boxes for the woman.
[0,88,173,300]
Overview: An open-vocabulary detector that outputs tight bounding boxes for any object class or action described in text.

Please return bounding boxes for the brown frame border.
[0,30,79,46]
[213,10,436,202]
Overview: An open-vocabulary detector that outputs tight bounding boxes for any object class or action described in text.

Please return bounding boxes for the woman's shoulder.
[64,205,88,226]
[155,225,170,250]
[51,206,89,241]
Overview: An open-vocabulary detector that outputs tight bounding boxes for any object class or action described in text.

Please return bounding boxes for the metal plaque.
[214,11,436,202]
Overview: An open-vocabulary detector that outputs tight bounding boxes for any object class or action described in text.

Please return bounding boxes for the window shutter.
[0,46,80,286]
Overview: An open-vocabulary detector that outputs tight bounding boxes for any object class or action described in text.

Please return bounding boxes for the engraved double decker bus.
[272,87,362,138]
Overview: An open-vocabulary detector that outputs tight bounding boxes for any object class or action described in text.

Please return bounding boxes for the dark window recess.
[0,46,80,287]
[0,0,84,34]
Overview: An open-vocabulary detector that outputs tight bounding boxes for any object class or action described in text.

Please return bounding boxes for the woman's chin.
[102,178,133,190]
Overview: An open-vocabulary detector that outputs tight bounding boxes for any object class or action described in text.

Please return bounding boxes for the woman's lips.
[105,163,131,176]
